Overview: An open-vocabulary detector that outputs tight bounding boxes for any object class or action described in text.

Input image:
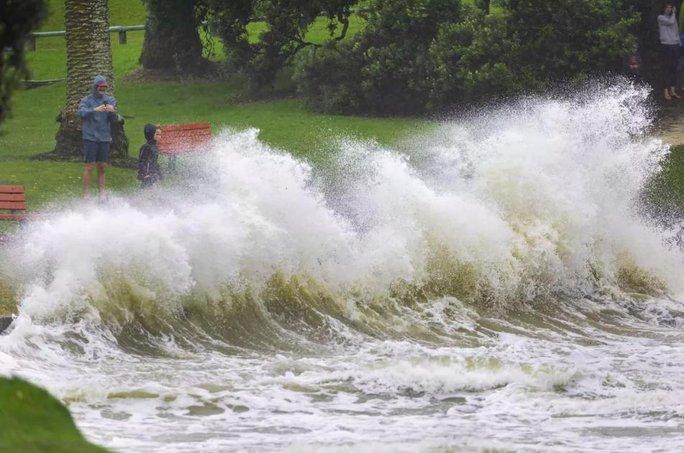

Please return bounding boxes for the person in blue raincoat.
[78,75,117,198]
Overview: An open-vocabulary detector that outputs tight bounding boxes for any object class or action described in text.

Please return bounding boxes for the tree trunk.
[477,0,491,15]
[140,0,205,74]
[53,0,128,160]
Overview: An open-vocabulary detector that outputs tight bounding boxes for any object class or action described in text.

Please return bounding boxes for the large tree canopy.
[296,0,465,114]
[248,0,356,87]
[194,0,354,88]
[295,0,643,114]
[140,0,206,74]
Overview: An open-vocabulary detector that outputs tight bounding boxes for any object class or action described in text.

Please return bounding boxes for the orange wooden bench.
[0,185,28,221]
[158,122,212,154]
[157,123,212,171]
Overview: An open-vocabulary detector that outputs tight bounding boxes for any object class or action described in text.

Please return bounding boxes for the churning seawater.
[1,85,683,452]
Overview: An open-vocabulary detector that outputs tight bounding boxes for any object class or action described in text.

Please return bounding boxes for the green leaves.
[0,0,47,124]
[297,0,642,114]
[295,0,463,114]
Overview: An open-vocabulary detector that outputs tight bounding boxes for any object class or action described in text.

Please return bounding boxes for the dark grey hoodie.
[138,123,162,184]
[78,75,117,142]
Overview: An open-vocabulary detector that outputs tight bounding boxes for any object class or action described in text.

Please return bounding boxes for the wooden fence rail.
[28,24,146,51]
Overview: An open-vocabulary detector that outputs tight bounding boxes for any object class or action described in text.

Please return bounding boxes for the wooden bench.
[0,185,28,221]
[157,123,212,171]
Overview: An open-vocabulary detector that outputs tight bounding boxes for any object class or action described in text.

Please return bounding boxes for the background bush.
[295,0,464,115]
[295,0,640,114]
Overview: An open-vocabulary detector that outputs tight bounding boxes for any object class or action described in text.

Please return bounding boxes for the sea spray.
[0,85,681,336]
[0,83,683,451]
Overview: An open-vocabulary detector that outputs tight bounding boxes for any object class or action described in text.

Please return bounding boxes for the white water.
[1,85,683,451]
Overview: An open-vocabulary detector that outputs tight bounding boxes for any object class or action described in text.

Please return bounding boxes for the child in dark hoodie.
[137,124,163,188]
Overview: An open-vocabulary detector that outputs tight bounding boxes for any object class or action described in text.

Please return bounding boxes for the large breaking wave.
[1,83,684,452]
[0,84,682,350]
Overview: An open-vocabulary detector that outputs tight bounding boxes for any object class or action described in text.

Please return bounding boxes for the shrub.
[0,0,47,123]
[295,0,464,115]
[429,9,523,107]
[431,0,639,107]
[296,0,640,115]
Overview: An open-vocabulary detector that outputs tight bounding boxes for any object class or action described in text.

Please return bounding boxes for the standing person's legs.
[83,140,97,197]
[663,44,680,98]
[83,164,94,196]
[669,45,680,96]
[95,141,110,199]
[96,162,107,197]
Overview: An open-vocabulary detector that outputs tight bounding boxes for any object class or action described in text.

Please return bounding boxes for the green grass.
[0,1,426,212]
[0,280,15,315]
[29,14,366,81]
[645,146,684,215]
[4,0,682,214]
[41,0,147,31]
[0,377,107,452]
[666,147,684,200]
[247,15,367,44]
[0,78,425,208]
[3,18,425,211]
[32,0,365,81]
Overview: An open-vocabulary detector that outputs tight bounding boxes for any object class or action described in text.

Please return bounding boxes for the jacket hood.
[144,123,157,143]
[92,75,108,97]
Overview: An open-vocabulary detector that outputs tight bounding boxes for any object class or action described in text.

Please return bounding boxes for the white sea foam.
[0,84,682,451]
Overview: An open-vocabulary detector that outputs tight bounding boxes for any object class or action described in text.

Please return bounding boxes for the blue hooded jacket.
[78,75,117,142]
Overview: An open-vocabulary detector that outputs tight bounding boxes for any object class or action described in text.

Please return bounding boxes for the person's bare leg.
[664,88,672,100]
[83,164,94,197]
[97,163,107,200]
[670,86,680,98]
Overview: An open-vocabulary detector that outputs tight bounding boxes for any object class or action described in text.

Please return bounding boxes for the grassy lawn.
[645,145,684,216]
[31,0,366,80]
[0,78,425,208]
[2,3,424,212]
[2,0,682,213]
[40,0,147,31]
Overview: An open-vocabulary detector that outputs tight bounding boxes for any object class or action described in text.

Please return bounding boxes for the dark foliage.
[501,0,638,83]
[296,0,641,114]
[429,8,520,106]
[248,0,355,88]
[198,0,253,67]
[295,0,464,114]
[626,0,683,90]
[430,0,638,107]
[0,0,47,124]
[141,0,205,74]
[199,0,354,89]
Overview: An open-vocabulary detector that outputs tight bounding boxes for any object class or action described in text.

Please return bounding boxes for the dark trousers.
[140,178,157,189]
[661,44,680,88]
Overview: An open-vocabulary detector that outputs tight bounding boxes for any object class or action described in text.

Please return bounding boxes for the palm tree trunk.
[54,0,128,160]
[140,0,205,74]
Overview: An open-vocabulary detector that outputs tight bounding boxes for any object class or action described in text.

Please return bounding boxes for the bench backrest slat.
[0,186,27,220]
[0,185,25,194]
[0,214,27,221]
[0,193,26,202]
[0,201,26,211]
[158,122,212,155]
